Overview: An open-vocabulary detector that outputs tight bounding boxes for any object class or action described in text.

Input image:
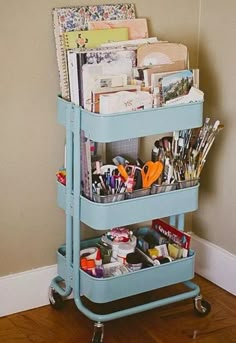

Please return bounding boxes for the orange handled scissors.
[117,164,129,181]
[141,161,163,188]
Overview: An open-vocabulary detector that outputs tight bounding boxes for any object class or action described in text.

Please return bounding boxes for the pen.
[99,175,107,190]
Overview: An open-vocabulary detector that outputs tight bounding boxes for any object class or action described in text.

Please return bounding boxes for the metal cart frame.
[49,97,210,342]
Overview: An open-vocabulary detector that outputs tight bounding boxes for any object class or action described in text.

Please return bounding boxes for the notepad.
[88,18,148,40]
[63,28,129,50]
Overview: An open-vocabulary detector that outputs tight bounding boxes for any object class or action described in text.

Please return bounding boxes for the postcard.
[152,69,194,106]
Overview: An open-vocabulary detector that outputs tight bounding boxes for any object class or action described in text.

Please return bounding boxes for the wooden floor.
[1,275,236,343]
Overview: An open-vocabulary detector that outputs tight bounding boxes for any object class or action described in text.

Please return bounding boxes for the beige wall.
[1,0,200,276]
[192,0,236,253]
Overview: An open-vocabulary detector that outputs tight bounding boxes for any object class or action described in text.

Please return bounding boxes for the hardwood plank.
[1,275,236,343]
[0,317,29,342]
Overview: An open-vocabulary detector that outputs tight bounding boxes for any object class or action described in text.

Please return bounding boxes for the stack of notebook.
[52,4,203,199]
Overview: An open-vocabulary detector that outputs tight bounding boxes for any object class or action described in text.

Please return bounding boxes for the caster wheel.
[92,332,103,343]
[49,287,64,310]
[92,322,104,343]
[194,296,211,316]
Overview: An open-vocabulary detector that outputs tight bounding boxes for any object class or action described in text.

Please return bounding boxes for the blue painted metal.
[57,96,203,142]
[57,182,199,230]
[57,244,196,303]
[52,96,203,324]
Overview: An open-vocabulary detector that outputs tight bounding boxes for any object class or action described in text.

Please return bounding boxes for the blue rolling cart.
[49,97,211,342]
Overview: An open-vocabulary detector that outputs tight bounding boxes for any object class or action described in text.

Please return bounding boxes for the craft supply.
[151,118,223,186]
[80,247,98,260]
[117,244,135,264]
[141,161,163,188]
[154,244,169,257]
[95,250,104,278]
[126,252,143,271]
[86,259,97,276]
[96,241,112,264]
[136,247,160,266]
[155,256,172,265]
[168,243,183,260]
[103,262,129,277]
[102,229,137,258]
[148,248,160,259]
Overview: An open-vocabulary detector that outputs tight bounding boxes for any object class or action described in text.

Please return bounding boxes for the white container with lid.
[117,244,135,264]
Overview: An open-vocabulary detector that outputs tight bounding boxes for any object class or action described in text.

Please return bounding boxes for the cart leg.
[92,322,104,343]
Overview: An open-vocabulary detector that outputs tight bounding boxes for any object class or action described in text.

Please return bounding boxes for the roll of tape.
[80,247,98,260]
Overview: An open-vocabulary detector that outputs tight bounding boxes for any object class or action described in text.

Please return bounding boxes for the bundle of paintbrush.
[152,118,224,184]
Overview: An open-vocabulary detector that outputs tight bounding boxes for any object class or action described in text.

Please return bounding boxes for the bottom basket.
[57,238,195,304]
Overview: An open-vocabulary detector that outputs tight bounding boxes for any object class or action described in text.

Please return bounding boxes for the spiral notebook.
[52,4,136,100]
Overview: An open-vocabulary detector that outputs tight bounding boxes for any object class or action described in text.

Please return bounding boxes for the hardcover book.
[52,4,136,99]
[88,18,148,40]
[63,28,129,50]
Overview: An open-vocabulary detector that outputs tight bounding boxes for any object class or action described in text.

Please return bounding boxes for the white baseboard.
[1,235,235,317]
[190,233,236,296]
[0,265,58,317]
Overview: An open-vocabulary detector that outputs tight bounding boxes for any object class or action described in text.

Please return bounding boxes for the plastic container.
[126,252,143,271]
[117,244,135,264]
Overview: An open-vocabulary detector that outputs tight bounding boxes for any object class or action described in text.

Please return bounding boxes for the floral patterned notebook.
[52,4,136,100]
